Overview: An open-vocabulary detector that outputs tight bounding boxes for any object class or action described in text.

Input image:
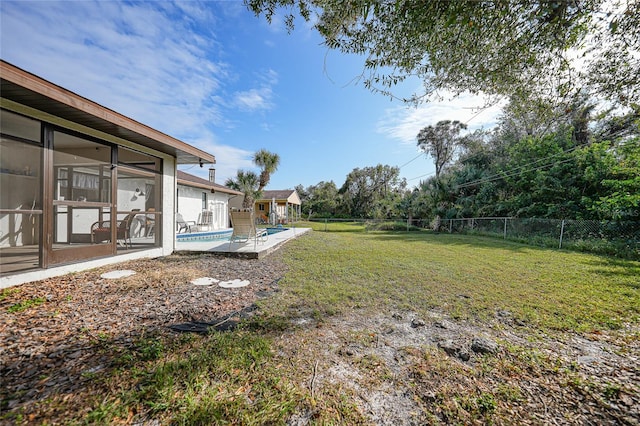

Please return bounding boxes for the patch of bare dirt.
[274,310,640,425]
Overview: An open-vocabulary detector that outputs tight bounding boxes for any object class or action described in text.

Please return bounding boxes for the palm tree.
[253,149,280,192]
[225,170,261,208]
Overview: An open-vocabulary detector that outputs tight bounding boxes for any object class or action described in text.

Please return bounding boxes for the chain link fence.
[442,217,640,260]
[307,217,640,259]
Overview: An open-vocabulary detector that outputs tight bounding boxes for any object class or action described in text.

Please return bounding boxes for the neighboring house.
[176,170,243,230]
[0,61,216,287]
[255,190,302,224]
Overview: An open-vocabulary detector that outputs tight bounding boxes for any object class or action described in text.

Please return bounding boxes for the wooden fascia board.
[1,61,215,164]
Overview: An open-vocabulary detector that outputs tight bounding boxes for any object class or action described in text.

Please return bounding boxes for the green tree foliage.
[339,164,406,218]
[247,0,639,104]
[291,100,637,222]
[253,149,281,192]
[226,149,281,208]
[594,138,640,220]
[417,120,467,179]
[225,170,261,208]
[298,181,340,218]
[409,104,639,220]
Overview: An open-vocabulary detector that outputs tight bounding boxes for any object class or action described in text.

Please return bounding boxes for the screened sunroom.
[0,61,215,286]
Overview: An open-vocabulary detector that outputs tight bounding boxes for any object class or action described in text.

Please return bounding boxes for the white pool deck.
[174,227,311,258]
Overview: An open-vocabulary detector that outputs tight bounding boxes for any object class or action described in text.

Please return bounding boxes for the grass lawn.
[282,222,640,332]
[2,227,639,424]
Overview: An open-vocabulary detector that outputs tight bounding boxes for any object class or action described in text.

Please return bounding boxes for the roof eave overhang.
[0,60,215,165]
[177,179,243,196]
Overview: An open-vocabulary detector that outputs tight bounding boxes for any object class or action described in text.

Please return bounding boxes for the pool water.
[176,227,288,243]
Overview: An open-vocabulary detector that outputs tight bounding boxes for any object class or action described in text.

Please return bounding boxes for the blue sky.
[1,0,504,190]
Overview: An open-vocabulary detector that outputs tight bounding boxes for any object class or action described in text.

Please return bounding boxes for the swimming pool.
[176,227,288,242]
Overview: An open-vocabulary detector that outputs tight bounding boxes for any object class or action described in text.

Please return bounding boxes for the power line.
[457,157,576,189]
[397,103,498,173]
[399,152,424,169]
[407,171,436,182]
[455,140,593,189]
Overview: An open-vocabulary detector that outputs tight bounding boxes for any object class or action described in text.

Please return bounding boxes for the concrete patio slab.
[174,227,311,258]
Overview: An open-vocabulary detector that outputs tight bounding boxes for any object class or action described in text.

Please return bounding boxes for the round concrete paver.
[100,270,136,279]
[219,279,250,288]
[191,277,220,286]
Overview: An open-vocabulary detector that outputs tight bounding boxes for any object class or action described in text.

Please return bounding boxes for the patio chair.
[91,209,140,248]
[228,208,268,250]
[196,210,214,231]
[176,213,195,233]
[144,208,156,237]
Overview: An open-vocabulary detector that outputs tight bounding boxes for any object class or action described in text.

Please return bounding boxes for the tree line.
[244,1,638,222]
[296,97,639,222]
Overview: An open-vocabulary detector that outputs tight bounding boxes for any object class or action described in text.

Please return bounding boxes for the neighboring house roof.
[257,190,301,205]
[0,60,214,165]
[177,170,243,196]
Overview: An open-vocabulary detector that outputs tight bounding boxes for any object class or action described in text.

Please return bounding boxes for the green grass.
[83,331,302,425]
[7,296,46,313]
[277,228,640,332]
[0,287,20,302]
[6,229,638,424]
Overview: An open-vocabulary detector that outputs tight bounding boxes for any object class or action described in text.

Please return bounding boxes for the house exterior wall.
[177,185,234,230]
[254,191,302,224]
[177,185,206,225]
[163,160,177,252]
[229,196,244,211]
[1,99,180,287]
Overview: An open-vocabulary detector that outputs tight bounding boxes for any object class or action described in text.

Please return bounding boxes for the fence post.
[449,219,452,233]
[503,218,507,239]
[559,219,565,249]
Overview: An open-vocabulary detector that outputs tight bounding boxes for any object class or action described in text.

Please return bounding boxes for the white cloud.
[233,87,274,111]
[232,69,278,112]
[377,92,506,145]
[0,0,247,162]
[179,130,255,185]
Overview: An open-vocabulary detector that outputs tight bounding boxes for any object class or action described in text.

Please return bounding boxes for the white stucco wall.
[163,159,176,254]
[177,185,234,230]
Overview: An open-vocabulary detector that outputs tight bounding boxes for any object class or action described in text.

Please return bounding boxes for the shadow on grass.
[365,231,540,253]
[0,311,302,425]
[306,221,369,233]
[582,257,640,287]
[362,231,640,290]
[364,230,640,264]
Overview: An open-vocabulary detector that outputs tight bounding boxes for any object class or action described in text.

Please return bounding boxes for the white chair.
[196,210,214,232]
[176,213,195,233]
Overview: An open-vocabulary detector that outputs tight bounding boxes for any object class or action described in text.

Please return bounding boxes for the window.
[202,192,207,210]
[117,147,162,248]
[0,110,43,274]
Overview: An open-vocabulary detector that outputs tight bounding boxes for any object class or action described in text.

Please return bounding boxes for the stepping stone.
[191,277,219,286]
[100,270,136,279]
[219,279,250,288]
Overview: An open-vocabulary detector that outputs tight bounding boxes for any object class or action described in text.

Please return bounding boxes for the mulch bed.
[0,252,288,421]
